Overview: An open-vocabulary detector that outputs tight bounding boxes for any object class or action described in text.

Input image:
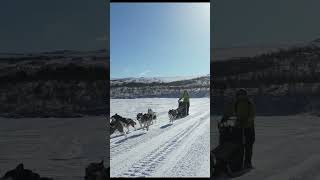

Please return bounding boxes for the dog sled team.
[110,90,190,137]
[110,108,156,138]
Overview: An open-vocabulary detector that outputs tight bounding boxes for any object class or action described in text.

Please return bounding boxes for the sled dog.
[168,109,178,123]
[136,112,153,131]
[110,114,136,137]
[147,108,157,124]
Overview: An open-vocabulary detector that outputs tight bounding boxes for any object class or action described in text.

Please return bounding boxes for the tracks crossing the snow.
[110,98,210,177]
[119,113,209,177]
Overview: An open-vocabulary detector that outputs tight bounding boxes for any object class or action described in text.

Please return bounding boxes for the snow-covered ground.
[110,98,210,177]
[0,116,106,180]
[211,115,320,180]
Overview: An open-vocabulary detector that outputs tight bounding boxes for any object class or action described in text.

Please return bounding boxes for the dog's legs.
[124,131,127,138]
[139,121,142,129]
[119,121,126,137]
[123,125,127,138]
[147,121,150,131]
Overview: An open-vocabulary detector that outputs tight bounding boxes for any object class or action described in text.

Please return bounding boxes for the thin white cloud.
[138,70,151,77]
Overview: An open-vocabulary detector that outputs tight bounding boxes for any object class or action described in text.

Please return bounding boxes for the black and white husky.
[110,114,136,137]
[136,112,153,131]
[168,109,178,123]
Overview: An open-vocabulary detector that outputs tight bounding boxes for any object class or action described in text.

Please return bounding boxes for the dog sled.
[168,100,188,121]
[211,116,252,178]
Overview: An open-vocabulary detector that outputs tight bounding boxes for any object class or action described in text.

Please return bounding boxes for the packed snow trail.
[211,115,320,180]
[110,98,210,177]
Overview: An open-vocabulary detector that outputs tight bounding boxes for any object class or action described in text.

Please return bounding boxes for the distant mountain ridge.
[111,74,209,85]
[0,49,109,118]
[211,40,320,115]
[110,75,210,99]
[0,49,108,58]
[213,38,320,61]
[0,49,109,81]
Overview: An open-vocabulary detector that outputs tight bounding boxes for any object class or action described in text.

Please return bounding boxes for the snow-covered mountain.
[111,75,208,85]
[212,41,320,115]
[0,49,108,81]
[110,75,210,99]
[0,50,109,118]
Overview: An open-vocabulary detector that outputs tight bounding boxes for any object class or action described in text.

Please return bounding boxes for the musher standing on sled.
[235,89,255,169]
[179,90,190,115]
[224,88,256,169]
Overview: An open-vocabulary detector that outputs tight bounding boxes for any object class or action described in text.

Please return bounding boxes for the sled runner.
[212,116,252,178]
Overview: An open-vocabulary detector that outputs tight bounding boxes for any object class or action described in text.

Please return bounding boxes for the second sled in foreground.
[211,116,253,178]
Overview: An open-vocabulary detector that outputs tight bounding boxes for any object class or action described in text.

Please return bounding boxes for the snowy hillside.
[110,75,210,99]
[111,75,206,85]
[110,98,210,177]
[0,50,109,117]
[211,42,320,115]
[0,49,108,81]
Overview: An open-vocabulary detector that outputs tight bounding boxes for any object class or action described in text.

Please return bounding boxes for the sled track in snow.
[118,112,210,177]
[110,110,208,160]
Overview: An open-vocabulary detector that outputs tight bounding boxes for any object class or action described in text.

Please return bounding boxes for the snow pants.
[243,127,255,167]
[186,102,190,115]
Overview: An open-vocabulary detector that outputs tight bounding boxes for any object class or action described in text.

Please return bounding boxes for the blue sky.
[212,0,320,49]
[111,3,210,79]
[0,0,108,53]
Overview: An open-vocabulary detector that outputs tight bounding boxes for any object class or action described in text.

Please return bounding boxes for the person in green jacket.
[179,90,190,115]
[234,89,255,128]
[234,88,255,169]
[222,88,255,169]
